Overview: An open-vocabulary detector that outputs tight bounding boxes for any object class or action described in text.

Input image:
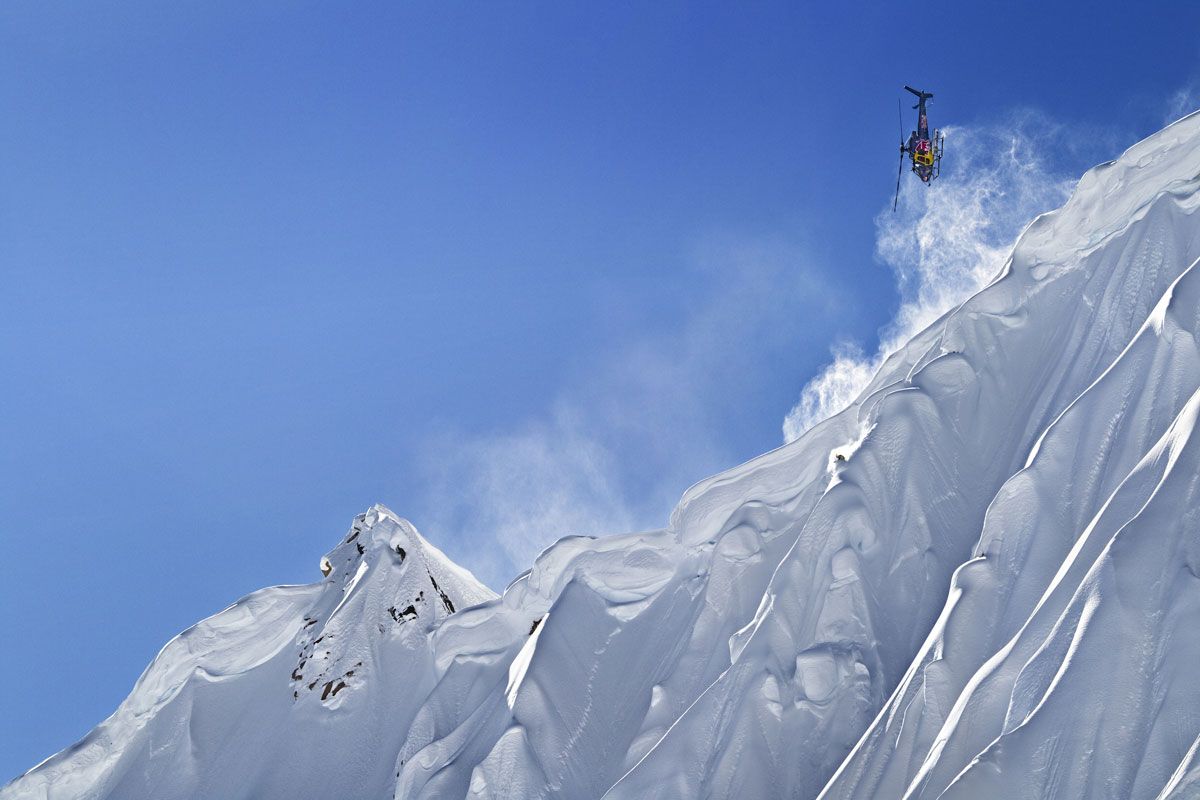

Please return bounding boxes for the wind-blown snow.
[6,110,1200,800]
[783,115,1079,441]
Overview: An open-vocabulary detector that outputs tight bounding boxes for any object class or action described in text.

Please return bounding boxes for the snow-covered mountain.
[6,509,496,800]
[7,111,1200,800]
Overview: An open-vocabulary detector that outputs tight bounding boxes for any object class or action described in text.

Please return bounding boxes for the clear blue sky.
[3,0,1198,781]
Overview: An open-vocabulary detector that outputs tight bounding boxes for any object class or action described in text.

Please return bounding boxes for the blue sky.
[3,0,1199,781]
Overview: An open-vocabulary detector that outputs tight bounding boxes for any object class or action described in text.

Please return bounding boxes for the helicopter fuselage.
[903,86,940,184]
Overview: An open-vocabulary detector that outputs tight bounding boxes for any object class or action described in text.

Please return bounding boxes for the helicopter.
[893,85,945,211]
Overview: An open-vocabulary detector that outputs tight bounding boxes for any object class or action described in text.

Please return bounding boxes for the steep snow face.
[6,111,1200,800]
[3,506,494,800]
[601,114,1200,800]
[820,256,1200,800]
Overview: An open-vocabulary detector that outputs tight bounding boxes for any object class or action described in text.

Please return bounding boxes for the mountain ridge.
[7,111,1200,800]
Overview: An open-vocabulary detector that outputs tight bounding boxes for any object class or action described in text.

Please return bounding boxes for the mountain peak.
[319,504,494,609]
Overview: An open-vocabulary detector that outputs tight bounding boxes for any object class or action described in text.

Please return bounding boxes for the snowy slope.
[6,111,1200,800]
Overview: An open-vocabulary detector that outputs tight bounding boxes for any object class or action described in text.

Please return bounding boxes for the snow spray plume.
[418,406,636,590]
[783,114,1078,442]
[419,241,831,589]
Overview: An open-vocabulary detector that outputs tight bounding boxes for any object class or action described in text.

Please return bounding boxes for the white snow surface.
[7,111,1200,800]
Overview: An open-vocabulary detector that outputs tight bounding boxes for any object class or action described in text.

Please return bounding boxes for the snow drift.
[6,111,1200,800]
